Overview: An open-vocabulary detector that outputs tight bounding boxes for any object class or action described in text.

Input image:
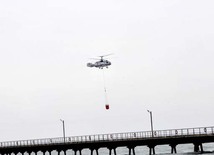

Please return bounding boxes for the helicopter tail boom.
[87,63,95,67]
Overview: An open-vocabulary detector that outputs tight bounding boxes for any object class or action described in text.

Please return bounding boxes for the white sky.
[0,0,214,141]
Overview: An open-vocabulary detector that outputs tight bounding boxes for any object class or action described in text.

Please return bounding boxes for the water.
[26,143,214,155]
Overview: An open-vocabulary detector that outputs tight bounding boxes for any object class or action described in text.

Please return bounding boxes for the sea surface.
[32,143,214,155]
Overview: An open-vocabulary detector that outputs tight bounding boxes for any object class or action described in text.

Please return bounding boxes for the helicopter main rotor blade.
[98,53,114,58]
[90,58,100,60]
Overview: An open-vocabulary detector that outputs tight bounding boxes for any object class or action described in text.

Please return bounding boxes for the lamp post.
[60,119,66,143]
[147,110,154,137]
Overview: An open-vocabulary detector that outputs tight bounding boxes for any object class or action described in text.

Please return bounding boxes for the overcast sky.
[0,0,214,141]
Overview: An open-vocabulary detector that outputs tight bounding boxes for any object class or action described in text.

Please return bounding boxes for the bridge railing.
[0,126,213,148]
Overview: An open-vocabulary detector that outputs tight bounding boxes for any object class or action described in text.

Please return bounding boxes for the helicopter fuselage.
[87,60,111,69]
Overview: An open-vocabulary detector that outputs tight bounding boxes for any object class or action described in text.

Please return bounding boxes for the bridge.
[0,126,214,155]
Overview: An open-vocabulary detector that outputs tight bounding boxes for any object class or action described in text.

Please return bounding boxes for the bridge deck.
[0,126,214,154]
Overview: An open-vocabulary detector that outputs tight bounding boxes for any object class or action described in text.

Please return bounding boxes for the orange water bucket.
[105,104,109,110]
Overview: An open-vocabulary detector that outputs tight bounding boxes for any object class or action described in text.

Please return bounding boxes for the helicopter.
[87,54,112,69]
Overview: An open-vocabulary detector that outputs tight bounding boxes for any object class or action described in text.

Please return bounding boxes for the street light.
[147,110,154,137]
[60,119,66,143]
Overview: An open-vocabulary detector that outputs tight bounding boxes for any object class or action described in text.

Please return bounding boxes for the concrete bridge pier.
[74,150,77,155]
[96,149,99,155]
[43,151,47,155]
[194,143,204,153]
[47,150,52,155]
[57,150,61,155]
[90,149,99,155]
[90,149,93,155]
[62,150,67,155]
[127,147,135,155]
[30,151,34,155]
[79,150,82,155]
[58,150,67,155]
[148,145,155,155]
[73,149,82,155]
[73,150,82,155]
[108,148,117,155]
[170,144,177,154]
